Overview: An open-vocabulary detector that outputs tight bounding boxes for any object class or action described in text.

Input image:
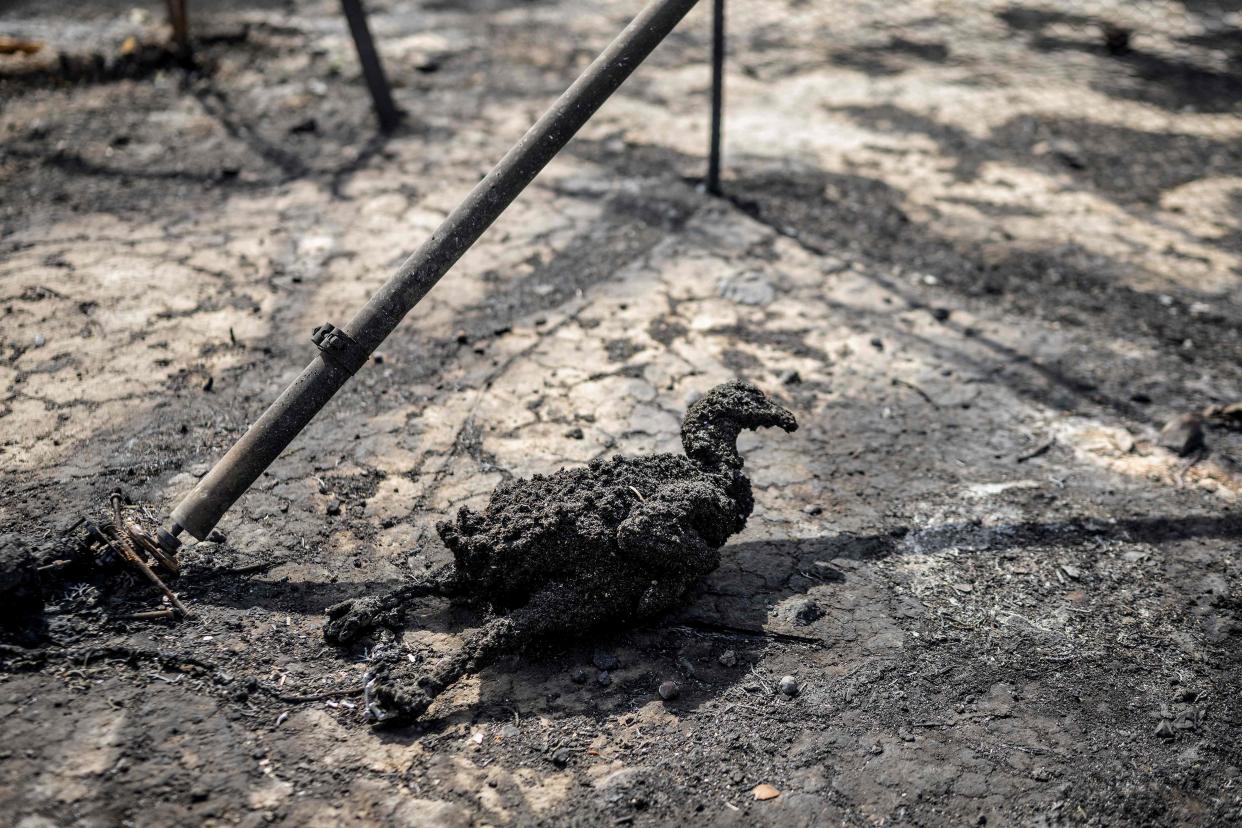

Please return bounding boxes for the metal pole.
[340,0,402,133]
[166,0,191,62]
[164,0,702,546]
[706,0,724,195]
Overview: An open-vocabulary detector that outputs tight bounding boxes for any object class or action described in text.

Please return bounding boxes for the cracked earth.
[2,0,1241,825]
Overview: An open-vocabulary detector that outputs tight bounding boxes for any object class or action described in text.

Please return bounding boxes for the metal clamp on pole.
[312,323,369,375]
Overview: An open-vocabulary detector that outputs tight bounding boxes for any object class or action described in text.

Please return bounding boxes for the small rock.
[718,649,737,667]
[564,427,584,440]
[1205,401,1242,429]
[32,333,45,347]
[597,670,611,686]
[803,504,823,515]
[717,271,775,306]
[778,675,799,697]
[592,650,619,671]
[870,337,884,351]
[1041,138,1085,170]
[207,529,226,543]
[931,307,951,322]
[1159,413,1205,456]
[780,369,802,386]
[790,598,823,627]
[1060,564,1082,580]
[658,680,680,701]
[326,497,341,516]
[550,747,571,768]
[752,783,780,801]
[1154,719,1175,739]
[571,668,588,685]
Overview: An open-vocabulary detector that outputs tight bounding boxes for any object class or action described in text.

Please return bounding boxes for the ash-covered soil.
[2,0,1241,826]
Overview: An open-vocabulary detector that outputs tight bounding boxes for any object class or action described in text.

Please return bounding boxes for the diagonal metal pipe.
[162,0,703,549]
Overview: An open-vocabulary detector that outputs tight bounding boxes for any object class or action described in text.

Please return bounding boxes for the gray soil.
[2,0,1242,826]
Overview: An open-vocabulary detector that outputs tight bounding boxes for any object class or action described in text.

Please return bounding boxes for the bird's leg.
[363,584,593,726]
[323,563,460,645]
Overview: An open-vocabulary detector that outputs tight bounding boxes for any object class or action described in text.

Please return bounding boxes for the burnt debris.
[325,380,797,726]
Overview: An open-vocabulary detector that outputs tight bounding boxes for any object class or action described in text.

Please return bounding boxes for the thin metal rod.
[166,0,191,60]
[168,0,702,542]
[340,0,401,133]
[706,0,725,195]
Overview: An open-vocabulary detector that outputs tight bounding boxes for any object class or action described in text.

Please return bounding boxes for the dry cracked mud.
[2,0,1241,826]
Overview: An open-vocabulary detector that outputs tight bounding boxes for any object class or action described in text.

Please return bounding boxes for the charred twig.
[111,493,191,618]
[673,620,824,646]
[1016,440,1054,463]
[124,609,177,621]
[892,378,939,408]
[259,684,365,704]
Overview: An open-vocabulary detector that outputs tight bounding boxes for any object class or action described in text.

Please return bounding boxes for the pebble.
[597,670,611,686]
[551,747,571,768]
[658,680,680,701]
[778,675,800,697]
[564,427,584,440]
[718,649,737,667]
[1159,413,1205,456]
[752,783,780,801]
[571,668,588,685]
[717,271,775,306]
[780,369,802,386]
[592,650,619,671]
[790,598,823,626]
[33,333,45,347]
[326,497,341,516]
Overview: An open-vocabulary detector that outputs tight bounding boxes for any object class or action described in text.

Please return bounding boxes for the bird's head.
[681,381,798,470]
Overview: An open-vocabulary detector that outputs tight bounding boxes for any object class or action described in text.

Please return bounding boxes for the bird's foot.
[323,595,404,645]
[362,645,436,726]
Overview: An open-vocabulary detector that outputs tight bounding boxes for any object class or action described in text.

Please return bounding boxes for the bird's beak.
[760,397,798,433]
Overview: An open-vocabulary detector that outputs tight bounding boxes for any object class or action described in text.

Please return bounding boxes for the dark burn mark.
[605,338,646,363]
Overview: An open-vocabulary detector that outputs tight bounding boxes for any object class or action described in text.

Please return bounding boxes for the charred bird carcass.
[324,381,797,726]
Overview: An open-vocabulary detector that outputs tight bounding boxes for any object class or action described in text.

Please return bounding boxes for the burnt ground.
[1,0,1241,825]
